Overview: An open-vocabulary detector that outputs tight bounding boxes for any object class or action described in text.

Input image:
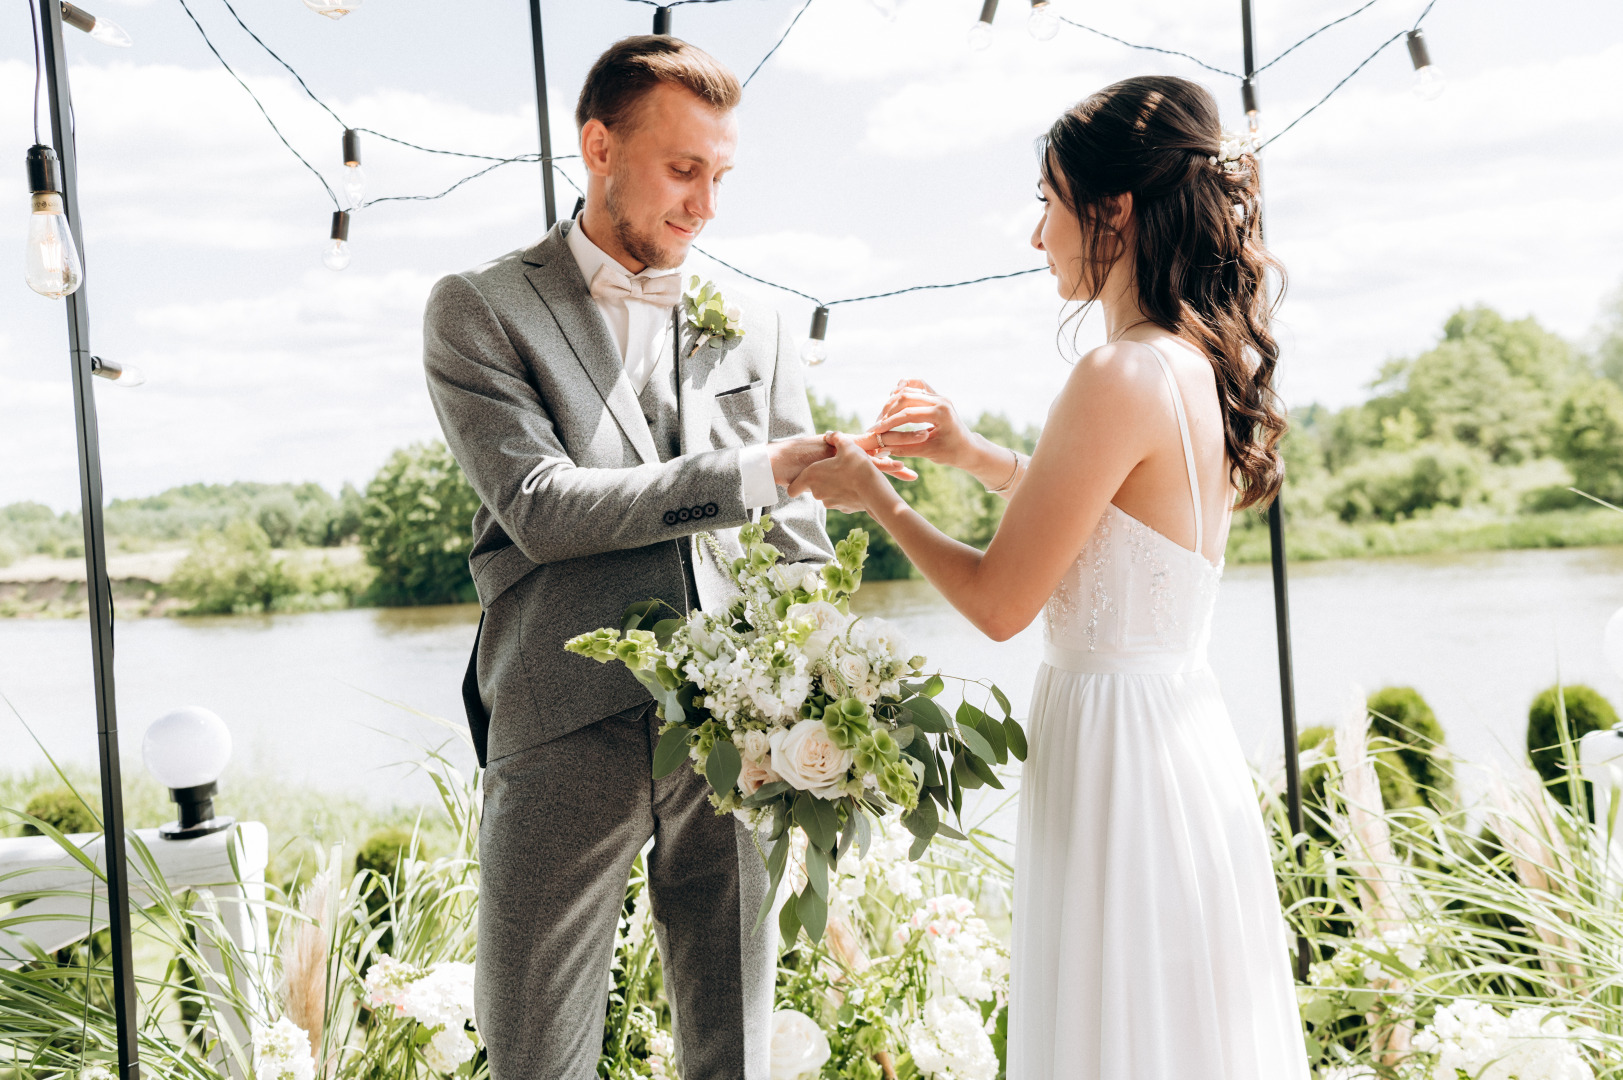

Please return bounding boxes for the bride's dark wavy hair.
[1040,75,1287,509]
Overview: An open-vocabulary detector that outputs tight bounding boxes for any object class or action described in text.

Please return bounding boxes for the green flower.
[853,729,900,775]
[878,760,920,810]
[823,696,872,750]
[564,627,621,663]
[612,629,659,671]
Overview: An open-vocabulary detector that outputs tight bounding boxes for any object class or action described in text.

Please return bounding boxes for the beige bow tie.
[589,264,683,308]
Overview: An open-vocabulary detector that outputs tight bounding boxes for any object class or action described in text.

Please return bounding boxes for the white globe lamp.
[143,707,235,840]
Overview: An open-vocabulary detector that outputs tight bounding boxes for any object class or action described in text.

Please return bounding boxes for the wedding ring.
[876,431,886,448]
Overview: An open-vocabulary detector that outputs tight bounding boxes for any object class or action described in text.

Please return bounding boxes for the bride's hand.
[869,379,976,469]
[788,433,908,515]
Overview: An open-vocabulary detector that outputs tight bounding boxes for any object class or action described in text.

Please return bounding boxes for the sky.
[3,0,1621,511]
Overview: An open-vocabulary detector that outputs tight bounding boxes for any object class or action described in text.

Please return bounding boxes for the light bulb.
[91,356,145,386]
[88,16,132,47]
[25,193,83,299]
[1412,65,1445,101]
[1028,1,1059,40]
[1246,110,1261,135]
[343,163,367,206]
[800,338,828,367]
[143,706,232,790]
[1605,606,1623,680]
[324,209,351,270]
[323,238,351,271]
[302,0,361,18]
[967,19,994,50]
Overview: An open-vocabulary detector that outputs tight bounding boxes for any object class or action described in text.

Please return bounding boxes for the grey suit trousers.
[477,702,777,1079]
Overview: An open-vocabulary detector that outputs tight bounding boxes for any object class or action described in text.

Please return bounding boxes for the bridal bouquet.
[565,517,1025,945]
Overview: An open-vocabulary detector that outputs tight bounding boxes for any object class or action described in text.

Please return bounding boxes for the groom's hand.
[767,434,836,487]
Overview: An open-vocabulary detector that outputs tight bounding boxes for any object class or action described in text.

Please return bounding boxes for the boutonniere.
[682,276,745,357]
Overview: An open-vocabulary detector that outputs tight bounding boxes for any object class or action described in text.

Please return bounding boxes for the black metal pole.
[1240,0,1309,984]
[653,6,672,35]
[37,1,141,1074]
[527,0,557,228]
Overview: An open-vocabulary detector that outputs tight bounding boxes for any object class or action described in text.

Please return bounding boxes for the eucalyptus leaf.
[954,722,998,765]
[953,752,984,791]
[652,618,683,647]
[1004,716,1029,762]
[908,831,930,861]
[705,739,742,798]
[891,723,917,750]
[901,696,950,734]
[902,798,938,841]
[755,832,791,932]
[936,820,968,842]
[836,804,859,866]
[652,725,693,780]
[805,841,829,900]
[991,684,1012,717]
[797,885,828,944]
[795,792,837,851]
[742,780,792,808]
[854,806,873,859]
[967,753,1004,789]
[779,892,803,946]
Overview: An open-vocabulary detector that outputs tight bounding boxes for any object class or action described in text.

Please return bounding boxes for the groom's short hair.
[576,36,742,135]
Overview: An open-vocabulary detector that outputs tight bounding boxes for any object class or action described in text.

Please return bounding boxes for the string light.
[342,129,366,206]
[60,2,133,47]
[654,6,672,34]
[1406,28,1444,100]
[968,0,997,50]
[801,306,829,366]
[303,0,362,19]
[91,356,146,387]
[1028,0,1059,41]
[323,210,351,270]
[23,145,83,300]
[1241,77,1261,134]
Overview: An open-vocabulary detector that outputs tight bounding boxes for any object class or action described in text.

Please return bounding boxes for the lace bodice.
[1039,343,1227,675]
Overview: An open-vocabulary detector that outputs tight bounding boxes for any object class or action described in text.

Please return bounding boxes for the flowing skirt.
[1008,662,1309,1080]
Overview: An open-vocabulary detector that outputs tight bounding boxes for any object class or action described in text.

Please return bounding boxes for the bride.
[790,76,1309,1078]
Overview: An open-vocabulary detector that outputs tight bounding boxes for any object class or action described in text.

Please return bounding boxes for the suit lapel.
[521,224,659,466]
[675,311,714,456]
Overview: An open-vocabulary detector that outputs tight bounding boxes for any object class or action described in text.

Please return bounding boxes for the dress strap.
[1143,344,1203,559]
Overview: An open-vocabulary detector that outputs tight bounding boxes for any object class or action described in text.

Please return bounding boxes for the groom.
[422,35,836,1080]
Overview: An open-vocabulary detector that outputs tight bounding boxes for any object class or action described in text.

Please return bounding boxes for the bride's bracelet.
[984,445,1028,499]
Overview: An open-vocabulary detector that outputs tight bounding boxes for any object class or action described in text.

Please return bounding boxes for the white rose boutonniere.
[683,276,745,356]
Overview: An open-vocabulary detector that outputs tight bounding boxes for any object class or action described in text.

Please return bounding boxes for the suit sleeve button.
[705,503,719,517]
[663,510,678,526]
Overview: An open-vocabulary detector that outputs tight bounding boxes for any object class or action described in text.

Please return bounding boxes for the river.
[3,546,1622,809]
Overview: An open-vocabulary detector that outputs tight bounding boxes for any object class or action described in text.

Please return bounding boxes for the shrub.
[1552,378,1623,504]
[1527,684,1619,808]
[359,442,481,605]
[1298,723,1423,844]
[355,825,426,881]
[22,786,98,836]
[169,519,301,615]
[1366,686,1454,809]
[1326,444,1484,523]
[256,494,302,548]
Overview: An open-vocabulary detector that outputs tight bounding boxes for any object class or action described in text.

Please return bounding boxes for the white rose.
[802,628,836,661]
[862,617,909,661]
[836,652,870,688]
[724,302,744,324]
[854,682,880,705]
[769,720,854,799]
[801,567,825,594]
[422,1025,476,1075]
[741,729,772,763]
[770,1009,831,1080]
[787,601,847,633]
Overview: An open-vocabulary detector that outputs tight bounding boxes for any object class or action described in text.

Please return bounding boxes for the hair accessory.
[1210,130,1260,174]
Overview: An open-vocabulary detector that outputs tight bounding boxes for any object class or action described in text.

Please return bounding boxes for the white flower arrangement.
[1411,998,1597,1080]
[682,276,745,355]
[905,996,999,1080]
[769,1008,832,1080]
[360,955,477,1075]
[1211,129,1260,174]
[253,1017,317,1080]
[568,518,1025,946]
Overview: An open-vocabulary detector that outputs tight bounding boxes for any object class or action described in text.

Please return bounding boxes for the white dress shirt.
[566,219,776,511]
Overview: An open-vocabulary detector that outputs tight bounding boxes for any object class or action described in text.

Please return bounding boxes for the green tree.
[1553,378,1623,503]
[1324,444,1484,522]
[169,519,300,614]
[1365,686,1453,809]
[360,441,481,605]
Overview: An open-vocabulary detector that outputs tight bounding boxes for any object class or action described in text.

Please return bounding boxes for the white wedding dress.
[1008,345,1308,1079]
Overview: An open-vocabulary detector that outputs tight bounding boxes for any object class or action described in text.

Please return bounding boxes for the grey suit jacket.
[424,219,833,764]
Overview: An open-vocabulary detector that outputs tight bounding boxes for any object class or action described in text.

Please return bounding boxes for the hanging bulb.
[800,306,829,367]
[91,356,145,387]
[60,3,133,47]
[868,0,897,20]
[302,0,362,19]
[24,145,83,300]
[323,210,351,271]
[1406,29,1445,101]
[341,129,366,206]
[1028,0,1059,40]
[968,0,997,50]
[1241,77,1262,136]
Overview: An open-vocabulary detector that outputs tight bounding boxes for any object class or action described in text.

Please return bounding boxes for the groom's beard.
[606,171,685,270]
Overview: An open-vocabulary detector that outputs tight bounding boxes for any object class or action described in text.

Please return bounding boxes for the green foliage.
[355,825,426,881]
[169,519,301,615]
[1526,684,1619,808]
[21,785,98,836]
[1325,444,1485,523]
[1365,686,1453,809]
[1553,377,1623,503]
[1298,723,1423,845]
[359,441,481,606]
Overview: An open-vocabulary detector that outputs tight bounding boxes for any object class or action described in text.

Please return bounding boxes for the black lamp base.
[158,781,234,841]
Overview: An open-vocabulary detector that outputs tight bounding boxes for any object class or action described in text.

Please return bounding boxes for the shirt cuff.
[739,444,777,510]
